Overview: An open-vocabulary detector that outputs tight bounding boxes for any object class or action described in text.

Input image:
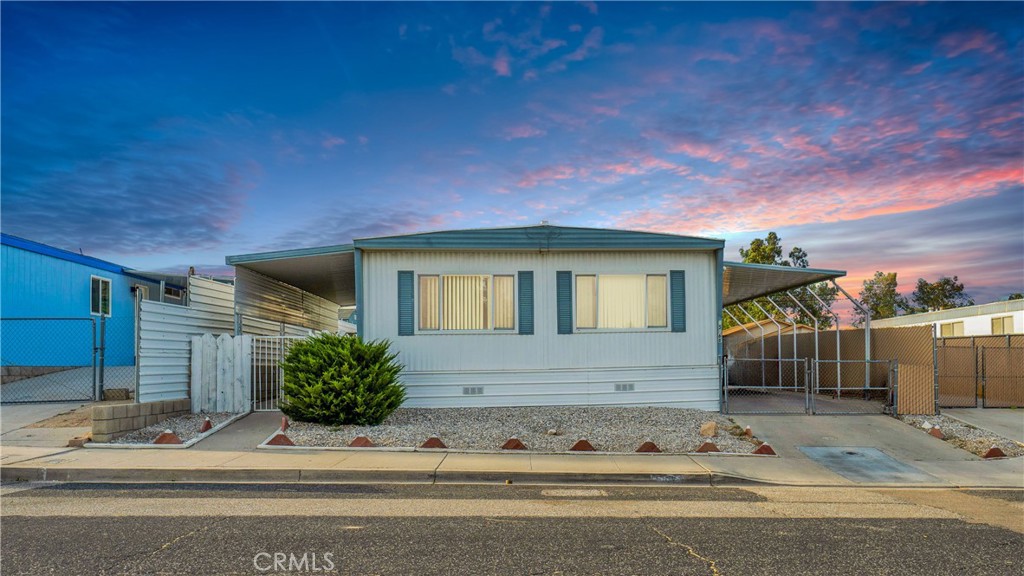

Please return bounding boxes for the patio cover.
[722,261,845,306]
[226,247,844,310]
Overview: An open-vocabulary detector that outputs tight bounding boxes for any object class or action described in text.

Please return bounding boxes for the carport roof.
[722,261,845,306]
[225,228,844,308]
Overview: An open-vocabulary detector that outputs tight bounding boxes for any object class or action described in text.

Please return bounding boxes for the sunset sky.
[2,1,1022,306]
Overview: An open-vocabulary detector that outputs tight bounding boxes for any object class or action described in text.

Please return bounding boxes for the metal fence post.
[98,315,106,401]
[91,318,99,401]
[932,324,939,415]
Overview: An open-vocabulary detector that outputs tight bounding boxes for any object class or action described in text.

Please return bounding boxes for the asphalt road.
[1,483,1021,575]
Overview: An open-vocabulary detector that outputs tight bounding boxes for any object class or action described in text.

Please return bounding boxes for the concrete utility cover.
[798,446,942,484]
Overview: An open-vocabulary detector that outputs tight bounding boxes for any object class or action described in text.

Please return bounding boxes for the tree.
[1010,293,1024,301]
[911,276,974,312]
[724,233,837,331]
[854,271,913,327]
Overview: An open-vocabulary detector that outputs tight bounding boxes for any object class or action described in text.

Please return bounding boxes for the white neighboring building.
[870,300,1024,337]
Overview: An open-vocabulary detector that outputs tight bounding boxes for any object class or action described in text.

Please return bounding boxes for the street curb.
[3,464,1021,488]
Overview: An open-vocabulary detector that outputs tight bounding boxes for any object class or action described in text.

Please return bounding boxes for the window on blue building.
[91,276,111,316]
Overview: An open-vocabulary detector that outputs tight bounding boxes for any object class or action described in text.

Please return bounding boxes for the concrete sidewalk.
[2,443,1021,488]
[943,408,1024,444]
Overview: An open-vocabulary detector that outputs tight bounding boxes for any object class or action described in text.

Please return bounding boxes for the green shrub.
[278,333,405,426]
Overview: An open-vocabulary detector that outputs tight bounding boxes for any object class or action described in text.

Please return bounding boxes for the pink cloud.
[578,1,598,15]
[321,135,346,149]
[501,124,547,140]
[493,46,512,77]
[358,135,369,145]
[905,62,932,75]
[569,24,582,33]
[935,128,968,140]
[940,30,1000,58]
[692,49,740,64]
[517,164,576,188]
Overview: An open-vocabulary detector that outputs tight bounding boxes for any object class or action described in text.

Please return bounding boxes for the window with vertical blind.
[575,273,667,330]
[417,274,515,331]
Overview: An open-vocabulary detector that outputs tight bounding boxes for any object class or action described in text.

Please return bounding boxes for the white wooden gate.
[251,336,305,411]
[190,334,252,413]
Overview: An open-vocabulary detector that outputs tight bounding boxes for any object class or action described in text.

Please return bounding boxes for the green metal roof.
[353,225,724,251]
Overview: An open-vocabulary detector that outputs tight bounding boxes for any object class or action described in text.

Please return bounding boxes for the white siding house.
[870,299,1024,337]
[362,249,720,408]
[226,224,846,411]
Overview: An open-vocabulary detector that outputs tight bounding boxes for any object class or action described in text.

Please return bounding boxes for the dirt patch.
[25,400,133,429]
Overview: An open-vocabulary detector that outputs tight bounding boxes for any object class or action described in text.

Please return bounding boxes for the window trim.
[574,272,670,332]
[416,273,517,334]
[90,275,112,317]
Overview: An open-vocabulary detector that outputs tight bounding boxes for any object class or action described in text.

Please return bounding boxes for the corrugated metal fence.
[136,275,316,405]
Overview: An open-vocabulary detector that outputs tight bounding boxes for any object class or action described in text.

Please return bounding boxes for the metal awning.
[225,248,844,310]
[722,261,845,306]
[226,244,356,306]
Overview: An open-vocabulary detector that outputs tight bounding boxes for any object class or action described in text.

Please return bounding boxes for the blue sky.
[2,1,1022,304]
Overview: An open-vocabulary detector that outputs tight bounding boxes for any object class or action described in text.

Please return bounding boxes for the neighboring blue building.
[1,233,186,375]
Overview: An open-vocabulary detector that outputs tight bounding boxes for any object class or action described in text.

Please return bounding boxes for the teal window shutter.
[670,270,686,332]
[397,271,414,336]
[556,271,572,334]
[518,271,534,335]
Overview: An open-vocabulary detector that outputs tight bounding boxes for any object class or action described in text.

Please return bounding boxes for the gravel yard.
[900,414,1024,458]
[111,412,238,445]
[283,407,760,453]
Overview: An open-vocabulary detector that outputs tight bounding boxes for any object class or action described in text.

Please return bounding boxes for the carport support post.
[765,296,799,389]
[751,300,782,387]
[737,306,767,388]
[787,291,818,395]
[832,280,871,392]
[807,289,842,394]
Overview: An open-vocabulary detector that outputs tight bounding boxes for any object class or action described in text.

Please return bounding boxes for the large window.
[576,274,667,330]
[992,316,1014,335]
[90,276,111,316]
[940,321,964,338]
[418,274,515,331]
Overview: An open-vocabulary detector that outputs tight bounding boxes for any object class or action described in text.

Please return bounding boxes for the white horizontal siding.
[401,367,719,409]
[362,250,719,408]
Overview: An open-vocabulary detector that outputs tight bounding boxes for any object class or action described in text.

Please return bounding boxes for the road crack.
[649,525,722,576]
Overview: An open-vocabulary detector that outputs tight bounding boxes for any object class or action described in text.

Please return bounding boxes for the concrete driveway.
[0,402,91,447]
[733,414,979,461]
[943,408,1024,443]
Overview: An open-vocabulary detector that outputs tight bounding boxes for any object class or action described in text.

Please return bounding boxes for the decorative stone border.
[86,412,249,449]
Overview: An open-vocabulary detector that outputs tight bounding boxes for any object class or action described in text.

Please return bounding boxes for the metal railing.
[251,335,306,411]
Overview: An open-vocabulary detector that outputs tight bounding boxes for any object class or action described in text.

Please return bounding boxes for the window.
[418,274,515,331]
[133,284,149,300]
[940,321,964,338]
[90,276,111,316]
[575,273,668,330]
[992,316,1014,335]
[164,286,183,300]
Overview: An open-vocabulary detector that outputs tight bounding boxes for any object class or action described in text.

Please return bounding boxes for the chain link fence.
[1,318,98,403]
[937,335,1023,409]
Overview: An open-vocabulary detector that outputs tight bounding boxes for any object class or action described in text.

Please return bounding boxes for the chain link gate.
[1,317,98,403]
[981,346,1024,408]
[723,357,811,414]
[723,356,897,415]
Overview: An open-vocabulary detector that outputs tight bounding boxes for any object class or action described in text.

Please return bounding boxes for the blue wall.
[1,244,138,366]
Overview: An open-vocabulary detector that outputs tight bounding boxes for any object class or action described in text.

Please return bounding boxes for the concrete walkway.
[943,408,1024,443]
[1,442,1020,488]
